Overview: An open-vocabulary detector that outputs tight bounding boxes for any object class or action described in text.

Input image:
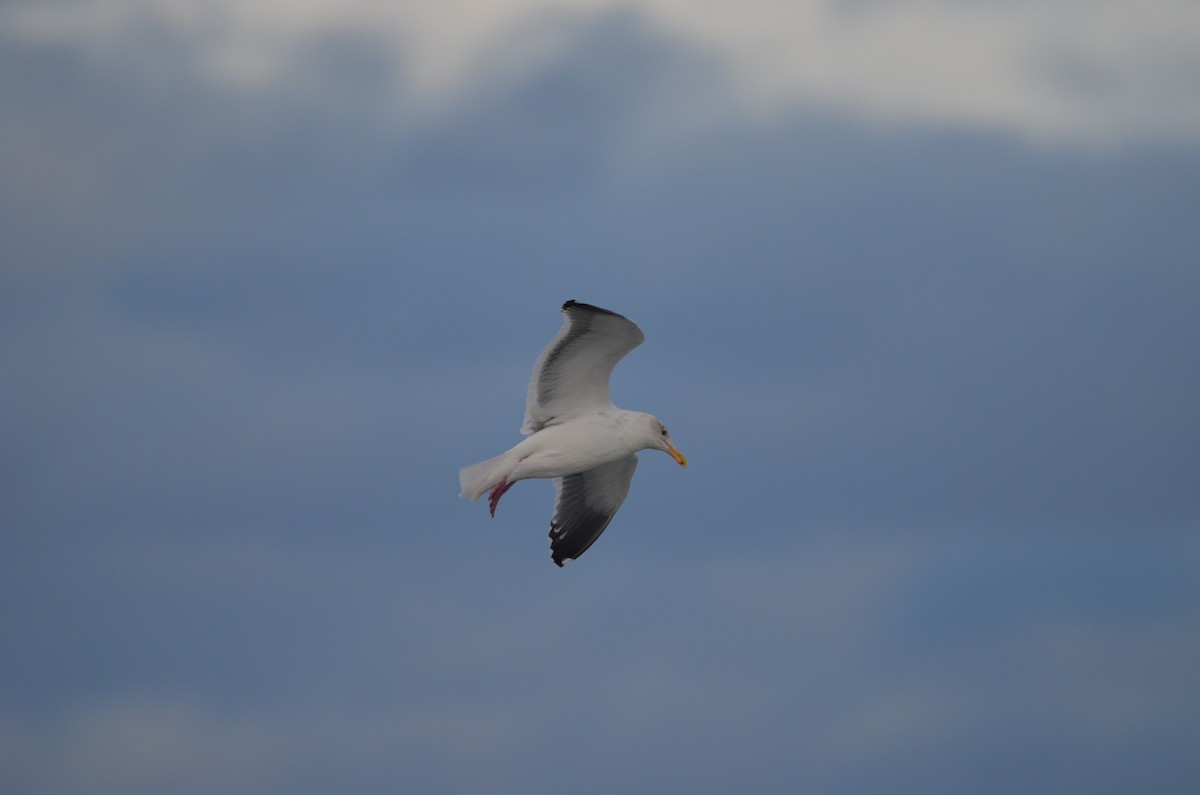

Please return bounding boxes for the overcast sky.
[2,2,1199,793]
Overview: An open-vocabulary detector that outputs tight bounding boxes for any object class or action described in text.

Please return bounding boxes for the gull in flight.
[460,300,687,566]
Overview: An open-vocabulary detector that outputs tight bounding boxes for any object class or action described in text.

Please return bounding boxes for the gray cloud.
[2,6,1199,794]
[3,534,1197,794]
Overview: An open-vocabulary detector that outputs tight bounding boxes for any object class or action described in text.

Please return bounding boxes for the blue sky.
[2,1,1199,792]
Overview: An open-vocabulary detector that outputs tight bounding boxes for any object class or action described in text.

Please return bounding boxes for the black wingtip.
[550,530,569,567]
[561,300,621,317]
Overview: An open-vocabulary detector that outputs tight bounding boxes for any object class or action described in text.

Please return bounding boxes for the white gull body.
[459,300,687,566]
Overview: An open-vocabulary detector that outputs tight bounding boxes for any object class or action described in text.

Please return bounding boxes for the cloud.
[3,0,1198,545]
[4,0,1199,144]
[647,0,1200,144]
[4,2,1199,542]
[3,533,1197,794]
[2,4,1199,793]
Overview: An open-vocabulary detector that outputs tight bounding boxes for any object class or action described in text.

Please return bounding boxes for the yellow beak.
[668,443,687,467]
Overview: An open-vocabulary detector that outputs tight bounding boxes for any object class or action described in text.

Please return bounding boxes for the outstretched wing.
[522,300,644,435]
[548,455,639,566]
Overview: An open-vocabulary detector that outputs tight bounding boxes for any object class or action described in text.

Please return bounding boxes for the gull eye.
[661,428,668,436]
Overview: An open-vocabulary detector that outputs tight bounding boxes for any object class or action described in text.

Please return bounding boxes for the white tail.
[459,453,512,500]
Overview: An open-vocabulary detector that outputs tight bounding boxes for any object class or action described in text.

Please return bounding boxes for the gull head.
[644,415,687,467]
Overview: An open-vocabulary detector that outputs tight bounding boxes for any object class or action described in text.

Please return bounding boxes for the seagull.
[459,300,687,566]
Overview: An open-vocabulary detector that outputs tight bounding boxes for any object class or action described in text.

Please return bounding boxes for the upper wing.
[548,454,639,566]
[522,300,645,435]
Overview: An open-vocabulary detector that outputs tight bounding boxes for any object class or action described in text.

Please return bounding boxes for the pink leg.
[488,477,514,517]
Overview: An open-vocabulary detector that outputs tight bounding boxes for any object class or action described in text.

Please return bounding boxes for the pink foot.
[488,478,514,517]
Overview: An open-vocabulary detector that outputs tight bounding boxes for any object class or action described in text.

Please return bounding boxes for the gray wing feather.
[549,454,639,566]
[522,301,644,435]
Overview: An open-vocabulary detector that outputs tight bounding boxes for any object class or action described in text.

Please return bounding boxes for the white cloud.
[648,0,1200,144]
[5,0,1199,145]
